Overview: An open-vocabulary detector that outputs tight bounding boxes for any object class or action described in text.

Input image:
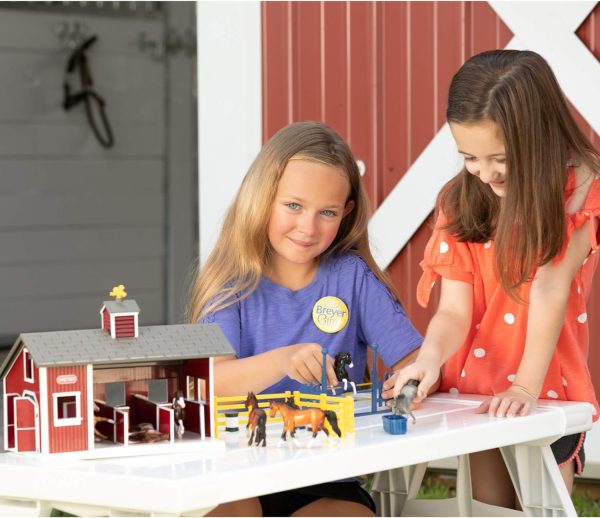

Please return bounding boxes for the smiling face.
[267,158,354,279]
[450,119,507,197]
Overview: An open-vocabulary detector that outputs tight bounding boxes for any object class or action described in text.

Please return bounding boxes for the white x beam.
[370,1,599,269]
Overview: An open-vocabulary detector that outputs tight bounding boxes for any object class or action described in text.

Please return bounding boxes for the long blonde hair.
[442,50,600,296]
[188,121,396,322]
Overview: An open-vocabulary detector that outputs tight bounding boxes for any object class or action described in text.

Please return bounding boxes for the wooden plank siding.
[262,1,600,398]
[0,9,167,341]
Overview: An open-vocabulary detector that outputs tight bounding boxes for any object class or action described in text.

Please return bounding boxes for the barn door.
[14,396,39,453]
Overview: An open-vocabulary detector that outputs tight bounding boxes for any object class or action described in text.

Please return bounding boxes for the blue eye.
[321,209,336,217]
[286,202,301,210]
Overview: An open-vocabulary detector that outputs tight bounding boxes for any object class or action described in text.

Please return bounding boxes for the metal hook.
[54,20,90,51]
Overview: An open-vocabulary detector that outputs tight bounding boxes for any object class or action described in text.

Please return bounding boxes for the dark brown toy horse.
[269,401,342,442]
[244,392,266,447]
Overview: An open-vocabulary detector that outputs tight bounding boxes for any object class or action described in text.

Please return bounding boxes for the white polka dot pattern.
[474,348,486,358]
[461,369,466,378]
[547,390,558,399]
[577,313,587,323]
[504,313,515,325]
[439,241,449,254]
[484,241,492,249]
[562,377,568,386]
[507,374,516,382]
[449,387,459,395]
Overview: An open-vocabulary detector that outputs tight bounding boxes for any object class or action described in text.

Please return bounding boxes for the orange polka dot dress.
[417,167,600,421]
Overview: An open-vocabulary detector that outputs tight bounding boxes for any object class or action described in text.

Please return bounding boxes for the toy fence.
[213,391,354,438]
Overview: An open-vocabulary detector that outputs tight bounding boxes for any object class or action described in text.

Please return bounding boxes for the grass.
[416,472,600,517]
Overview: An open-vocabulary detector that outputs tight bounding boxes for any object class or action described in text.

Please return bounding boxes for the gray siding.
[0,8,175,343]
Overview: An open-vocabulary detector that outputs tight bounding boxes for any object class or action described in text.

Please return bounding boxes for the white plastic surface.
[0,394,592,516]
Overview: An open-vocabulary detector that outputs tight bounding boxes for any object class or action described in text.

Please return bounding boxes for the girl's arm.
[213,343,338,396]
[383,277,473,401]
[480,220,594,418]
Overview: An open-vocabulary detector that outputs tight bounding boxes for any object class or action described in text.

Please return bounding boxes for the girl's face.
[450,119,507,197]
[268,159,354,273]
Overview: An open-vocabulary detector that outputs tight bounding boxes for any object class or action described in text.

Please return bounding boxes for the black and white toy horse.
[332,351,357,395]
[172,390,186,439]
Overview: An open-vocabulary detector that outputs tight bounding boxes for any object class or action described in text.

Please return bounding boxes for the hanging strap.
[63,35,114,149]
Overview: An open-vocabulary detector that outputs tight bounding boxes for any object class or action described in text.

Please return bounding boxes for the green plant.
[417,475,456,499]
[572,492,600,517]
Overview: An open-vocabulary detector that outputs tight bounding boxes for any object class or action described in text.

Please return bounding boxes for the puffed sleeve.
[201,299,242,357]
[416,211,475,308]
[554,177,600,264]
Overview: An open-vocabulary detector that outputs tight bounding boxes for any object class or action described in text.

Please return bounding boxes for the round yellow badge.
[312,296,349,334]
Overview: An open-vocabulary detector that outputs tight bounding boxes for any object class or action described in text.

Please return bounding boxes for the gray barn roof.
[0,324,234,376]
[101,300,140,314]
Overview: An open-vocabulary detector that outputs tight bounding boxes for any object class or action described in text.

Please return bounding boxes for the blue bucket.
[382,414,407,435]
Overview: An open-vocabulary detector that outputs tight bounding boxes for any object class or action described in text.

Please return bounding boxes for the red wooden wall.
[262,1,600,398]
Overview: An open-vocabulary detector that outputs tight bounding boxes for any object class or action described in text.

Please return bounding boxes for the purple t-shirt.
[203,253,422,395]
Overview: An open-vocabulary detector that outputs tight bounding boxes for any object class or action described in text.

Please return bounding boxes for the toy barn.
[0,292,234,455]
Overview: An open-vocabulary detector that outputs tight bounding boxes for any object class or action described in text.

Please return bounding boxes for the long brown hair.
[441,49,599,296]
[188,121,397,322]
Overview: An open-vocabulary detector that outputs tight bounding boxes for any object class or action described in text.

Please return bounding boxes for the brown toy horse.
[269,401,341,442]
[244,392,266,447]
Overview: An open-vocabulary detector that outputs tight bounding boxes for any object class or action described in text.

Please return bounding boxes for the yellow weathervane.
[109,285,127,302]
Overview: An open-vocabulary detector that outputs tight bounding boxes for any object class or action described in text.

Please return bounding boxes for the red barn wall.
[5,348,40,396]
[183,359,211,436]
[262,1,600,398]
[46,365,89,453]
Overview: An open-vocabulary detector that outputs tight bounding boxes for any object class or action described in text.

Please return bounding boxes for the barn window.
[53,392,82,427]
[23,350,34,383]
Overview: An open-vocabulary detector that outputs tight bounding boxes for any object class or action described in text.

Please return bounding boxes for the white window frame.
[23,349,34,384]
[52,391,82,427]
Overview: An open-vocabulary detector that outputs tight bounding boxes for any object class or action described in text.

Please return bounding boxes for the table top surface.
[0,394,593,514]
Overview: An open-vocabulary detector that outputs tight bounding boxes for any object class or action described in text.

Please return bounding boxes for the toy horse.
[391,379,419,423]
[244,392,266,447]
[93,403,114,441]
[269,401,341,447]
[332,351,357,395]
[129,422,169,443]
[172,390,186,439]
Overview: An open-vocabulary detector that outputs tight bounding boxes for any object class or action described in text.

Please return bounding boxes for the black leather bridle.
[63,35,114,148]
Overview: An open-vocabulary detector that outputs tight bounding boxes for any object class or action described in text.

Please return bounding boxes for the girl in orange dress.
[384,49,600,508]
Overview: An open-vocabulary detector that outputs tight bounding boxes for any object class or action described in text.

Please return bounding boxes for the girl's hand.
[381,360,441,404]
[284,343,338,387]
[475,385,537,418]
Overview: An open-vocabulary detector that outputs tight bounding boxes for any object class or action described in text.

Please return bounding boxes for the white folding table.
[0,394,592,517]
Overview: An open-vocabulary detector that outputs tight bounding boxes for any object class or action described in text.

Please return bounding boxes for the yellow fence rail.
[213,391,354,438]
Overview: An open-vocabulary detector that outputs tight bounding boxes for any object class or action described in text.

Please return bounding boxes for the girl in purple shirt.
[188,121,422,517]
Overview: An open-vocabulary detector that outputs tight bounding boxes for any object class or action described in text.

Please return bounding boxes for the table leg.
[500,443,577,517]
[370,462,428,516]
[0,496,53,516]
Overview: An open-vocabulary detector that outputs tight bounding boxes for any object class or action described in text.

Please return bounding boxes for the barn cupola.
[99,285,140,339]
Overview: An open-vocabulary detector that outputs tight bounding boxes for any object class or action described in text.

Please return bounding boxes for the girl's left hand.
[475,385,537,418]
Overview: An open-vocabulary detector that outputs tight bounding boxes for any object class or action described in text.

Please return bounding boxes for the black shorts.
[551,432,586,475]
[258,481,376,517]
